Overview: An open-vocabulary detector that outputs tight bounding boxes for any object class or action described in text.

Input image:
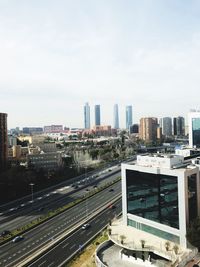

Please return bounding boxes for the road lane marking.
[62,242,69,249]
[38,260,47,267]
[48,262,54,267]
[69,244,76,250]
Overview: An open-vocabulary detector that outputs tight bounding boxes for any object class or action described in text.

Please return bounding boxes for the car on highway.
[81,223,90,230]
[109,188,114,192]
[12,236,24,243]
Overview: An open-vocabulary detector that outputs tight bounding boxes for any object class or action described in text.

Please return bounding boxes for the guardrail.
[18,194,121,267]
[0,176,121,246]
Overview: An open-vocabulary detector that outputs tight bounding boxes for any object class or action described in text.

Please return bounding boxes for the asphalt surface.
[27,199,122,267]
[0,181,121,267]
[0,166,121,233]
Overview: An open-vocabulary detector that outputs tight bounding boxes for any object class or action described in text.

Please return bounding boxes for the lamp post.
[29,183,35,204]
[85,189,89,219]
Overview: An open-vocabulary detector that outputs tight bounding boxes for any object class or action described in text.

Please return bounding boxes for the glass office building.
[192,118,200,148]
[122,154,200,247]
[189,111,200,148]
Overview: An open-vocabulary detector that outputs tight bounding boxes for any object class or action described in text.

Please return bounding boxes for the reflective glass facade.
[188,174,198,224]
[192,118,200,147]
[126,170,179,229]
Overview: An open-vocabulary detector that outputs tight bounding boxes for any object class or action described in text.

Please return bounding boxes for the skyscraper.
[84,102,90,129]
[0,112,8,170]
[173,117,185,136]
[188,111,200,148]
[162,117,172,136]
[94,105,101,126]
[126,105,132,130]
[113,104,119,129]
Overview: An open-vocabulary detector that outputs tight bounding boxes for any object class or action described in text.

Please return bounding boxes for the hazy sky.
[1,0,200,129]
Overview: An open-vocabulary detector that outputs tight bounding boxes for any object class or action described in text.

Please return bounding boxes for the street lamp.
[29,183,35,204]
[85,189,89,219]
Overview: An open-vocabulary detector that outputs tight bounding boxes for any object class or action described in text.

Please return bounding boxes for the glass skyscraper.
[84,102,90,129]
[113,104,119,129]
[94,105,101,126]
[162,117,172,136]
[126,105,132,130]
[189,111,200,147]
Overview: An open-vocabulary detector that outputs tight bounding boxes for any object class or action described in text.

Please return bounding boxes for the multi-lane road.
[27,199,122,267]
[0,164,123,267]
[0,165,121,233]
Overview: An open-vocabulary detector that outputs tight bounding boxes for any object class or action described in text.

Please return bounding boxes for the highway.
[0,165,121,233]
[27,199,122,267]
[0,180,121,267]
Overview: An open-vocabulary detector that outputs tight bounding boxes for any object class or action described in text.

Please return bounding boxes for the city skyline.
[1,1,200,128]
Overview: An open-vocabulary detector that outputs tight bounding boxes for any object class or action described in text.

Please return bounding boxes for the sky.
[1,0,200,129]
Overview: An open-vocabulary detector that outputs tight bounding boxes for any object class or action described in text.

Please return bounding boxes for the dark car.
[0,230,11,237]
[12,236,24,243]
[109,188,114,192]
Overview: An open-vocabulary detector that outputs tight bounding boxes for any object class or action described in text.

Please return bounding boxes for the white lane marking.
[86,231,92,236]
[62,242,69,249]
[48,262,54,267]
[38,260,47,267]
[69,244,76,250]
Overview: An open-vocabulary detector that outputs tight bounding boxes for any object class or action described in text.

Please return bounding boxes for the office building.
[139,117,158,142]
[95,154,199,266]
[113,104,119,129]
[0,112,8,170]
[44,125,63,133]
[129,124,139,134]
[84,102,90,129]
[189,111,200,148]
[94,105,101,126]
[126,105,132,130]
[22,127,43,135]
[162,117,172,137]
[173,117,185,136]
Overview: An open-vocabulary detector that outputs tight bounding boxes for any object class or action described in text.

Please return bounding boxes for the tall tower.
[94,105,101,126]
[126,105,132,130]
[0,112,8,170]
[173,117,185,136]
[162,117,172,137]
[188,111,200,148]
[113,104,119,129]
[84,103,90,129]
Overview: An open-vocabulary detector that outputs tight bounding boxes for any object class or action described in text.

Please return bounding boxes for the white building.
[96,154,200,267]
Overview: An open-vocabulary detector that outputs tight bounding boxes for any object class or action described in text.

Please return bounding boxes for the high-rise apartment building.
[173,117,185,136]
[94,105,101,126]
[113,104,119,129]
[162,117,172,137]
[139,117,158,142]
[126,105,132,130]
[0,112,8,170]
[84,102,90,129]
[188,111,200,148]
